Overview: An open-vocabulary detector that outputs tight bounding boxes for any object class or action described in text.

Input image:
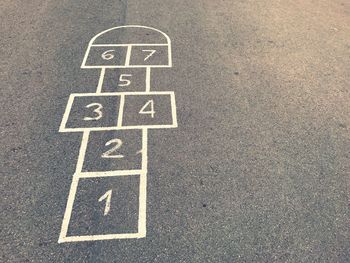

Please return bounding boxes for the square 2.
[81,130,143,172]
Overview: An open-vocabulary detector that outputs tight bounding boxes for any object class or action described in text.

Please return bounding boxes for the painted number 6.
[101,50,115,60]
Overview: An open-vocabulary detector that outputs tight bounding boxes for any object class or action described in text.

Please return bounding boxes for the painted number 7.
[98,189,112,216]
[142,49,156,61]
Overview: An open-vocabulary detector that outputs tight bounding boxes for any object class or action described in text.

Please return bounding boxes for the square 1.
[66,175,140,237]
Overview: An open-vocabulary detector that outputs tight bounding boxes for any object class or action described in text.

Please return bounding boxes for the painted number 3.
[84,103,103,121]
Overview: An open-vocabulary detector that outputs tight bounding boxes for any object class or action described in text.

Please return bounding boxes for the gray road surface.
[1,0,350,262]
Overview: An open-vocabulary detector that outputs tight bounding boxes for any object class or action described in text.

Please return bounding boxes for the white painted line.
[59,68,105,243]
[95,68,105,94]
[59,232,144,243]
[75,131,90,173]
[141,129,148,173]
[117,94,125,128]
[81,25,171,69]
[91,43,169,47]
[58,171,144,243]
[138,172,147,236]
[145,67,151,92]
[81,43,92,69]
[59,94,75,133]
[81,65,171,69]
[77,170,143,178]
[168,42,172,67]
[60,26,176,243]
[90,25,170,44]
[170,93,178,128]
[124,45,132,66]
[138,129,148,236]
[58,175,80,243]
[59,92,177,132]
[67,91,174,96]
[60,124,177,133]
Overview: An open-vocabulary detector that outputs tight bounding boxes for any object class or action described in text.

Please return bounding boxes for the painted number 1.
[98,189,112,216]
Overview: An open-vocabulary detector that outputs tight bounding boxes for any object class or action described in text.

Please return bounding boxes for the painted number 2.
[139,100,155,118]
[84,103,103,121]
[98,189,112,216]
[101,138,124,159]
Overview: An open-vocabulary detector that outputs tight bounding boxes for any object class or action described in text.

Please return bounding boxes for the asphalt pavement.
[1,0,350,262]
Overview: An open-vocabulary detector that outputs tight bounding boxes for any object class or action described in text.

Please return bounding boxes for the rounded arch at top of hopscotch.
[81,25,172,69]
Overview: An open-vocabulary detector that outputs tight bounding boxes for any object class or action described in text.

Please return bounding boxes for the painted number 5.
[118,74,132,87]
[139,100,155,118]
[84,103,103,121]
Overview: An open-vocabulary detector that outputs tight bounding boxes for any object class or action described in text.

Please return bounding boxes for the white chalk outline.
[125,46,132,66]
[58,126,148,242]
[145,67,151,92]
[77,170,143,178]
[81,25,172,69]
[92,43,168,47]
[59,92,177,132]
[58,173,146,243]
[95,68,106,93]
[59,25,175,243]
[117,94,125,127]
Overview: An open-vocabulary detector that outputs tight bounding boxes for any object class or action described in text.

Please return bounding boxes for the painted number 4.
[139,100,155,118]
[98,189,112,216]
